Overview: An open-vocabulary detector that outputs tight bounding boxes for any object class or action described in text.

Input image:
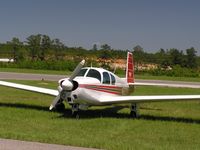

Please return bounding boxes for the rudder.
[126,52,134,83]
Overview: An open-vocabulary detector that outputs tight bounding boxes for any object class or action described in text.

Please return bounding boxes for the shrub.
[0,60,77,72]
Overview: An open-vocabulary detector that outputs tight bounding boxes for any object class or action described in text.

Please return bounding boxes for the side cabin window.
[86,69,101,82]
[110,73,116,85]
[103,72,110,84]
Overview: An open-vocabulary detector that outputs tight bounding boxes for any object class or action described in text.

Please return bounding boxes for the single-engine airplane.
[1,52,200,118]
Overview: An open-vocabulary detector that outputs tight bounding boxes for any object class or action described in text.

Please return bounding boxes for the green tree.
[99,50,112,59]
[40,35,51,61]
[169,48,184,66]
[155,49,170,68]
[133,45,145,70]
[52,38,65,60]
[101,44,111,50]
[186,47,197,68]
[99,44,112,59]
[7,37,23,61]
[26,34,42,61]
[92,44,98,51]
[133,45,143,52]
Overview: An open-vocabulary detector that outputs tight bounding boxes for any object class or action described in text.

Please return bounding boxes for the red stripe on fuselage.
[79,84,122,95]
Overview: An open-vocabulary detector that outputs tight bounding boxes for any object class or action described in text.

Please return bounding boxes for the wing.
[0,81,58,96]
[99,95,200,104]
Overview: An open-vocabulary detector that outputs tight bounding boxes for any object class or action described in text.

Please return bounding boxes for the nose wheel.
[72,104,80,119]
[55,102,65,112]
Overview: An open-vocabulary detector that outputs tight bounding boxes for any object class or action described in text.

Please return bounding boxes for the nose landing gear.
[71,104,80,119]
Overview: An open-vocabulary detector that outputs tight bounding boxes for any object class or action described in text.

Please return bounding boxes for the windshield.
[77,69,88,77]
[86,69,101,82]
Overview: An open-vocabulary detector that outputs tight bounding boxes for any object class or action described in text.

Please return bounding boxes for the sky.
[0,0,200,54]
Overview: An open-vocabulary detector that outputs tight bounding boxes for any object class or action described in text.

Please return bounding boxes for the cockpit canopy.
[77,68,116,85]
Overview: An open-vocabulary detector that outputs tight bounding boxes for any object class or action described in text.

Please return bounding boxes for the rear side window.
[103,72,110,84]
[86,69,101,82]
[110,74,116,85]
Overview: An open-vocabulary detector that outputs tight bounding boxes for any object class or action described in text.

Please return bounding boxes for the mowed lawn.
[0,80,200,150]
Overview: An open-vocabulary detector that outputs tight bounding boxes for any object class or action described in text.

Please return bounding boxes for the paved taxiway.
[0,72,65,81]
[0,72,200,88]
[0,138,99,150]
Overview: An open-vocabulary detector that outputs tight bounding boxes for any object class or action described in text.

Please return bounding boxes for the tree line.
[0,34,199,72]
[132,45,199,69]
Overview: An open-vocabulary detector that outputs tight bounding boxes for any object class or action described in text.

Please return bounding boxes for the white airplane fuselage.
[59,67,132,106]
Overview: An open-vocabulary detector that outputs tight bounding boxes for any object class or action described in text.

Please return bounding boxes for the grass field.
[0,80,200,150]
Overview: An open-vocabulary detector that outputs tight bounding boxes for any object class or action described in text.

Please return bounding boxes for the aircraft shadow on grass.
[1,102,200,124]
[0,102,48,112]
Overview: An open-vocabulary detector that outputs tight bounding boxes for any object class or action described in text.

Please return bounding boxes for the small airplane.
[1,52,200,118]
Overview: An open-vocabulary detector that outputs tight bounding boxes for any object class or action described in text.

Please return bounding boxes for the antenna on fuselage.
[113,65,116,73]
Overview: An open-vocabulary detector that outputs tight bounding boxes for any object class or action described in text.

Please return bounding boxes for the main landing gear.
[130,103,139,118]
[55,102,139,119]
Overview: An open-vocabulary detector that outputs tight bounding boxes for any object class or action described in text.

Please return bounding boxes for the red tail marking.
[126,52,134,83]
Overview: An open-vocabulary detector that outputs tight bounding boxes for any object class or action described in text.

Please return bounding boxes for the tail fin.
[126,52,134,83]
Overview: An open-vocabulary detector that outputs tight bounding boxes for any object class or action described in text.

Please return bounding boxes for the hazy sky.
[0,0,200,54]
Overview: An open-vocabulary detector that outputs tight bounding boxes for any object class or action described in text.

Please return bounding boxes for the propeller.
[49,60,85,110]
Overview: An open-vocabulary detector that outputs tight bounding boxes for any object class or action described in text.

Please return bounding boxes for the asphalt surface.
[0,138,99,150]
[134,79,200,88]
[1,72,200,88]
[0,72,65,81]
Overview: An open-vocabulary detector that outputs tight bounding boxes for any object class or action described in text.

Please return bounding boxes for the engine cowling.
[60,79,78,91]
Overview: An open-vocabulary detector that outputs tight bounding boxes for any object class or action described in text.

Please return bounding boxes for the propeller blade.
[49,94,61,110]
[49,60,85,111]
[69,59,85,81]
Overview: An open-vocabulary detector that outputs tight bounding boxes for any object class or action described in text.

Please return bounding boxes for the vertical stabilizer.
[126,52,134,83]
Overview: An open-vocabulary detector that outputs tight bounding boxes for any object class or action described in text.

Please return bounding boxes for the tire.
[72,111,80,119]
[55,103,65,112]
[130,111,137,118]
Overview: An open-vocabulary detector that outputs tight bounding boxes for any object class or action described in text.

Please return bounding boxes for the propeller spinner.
[49,60,85,110]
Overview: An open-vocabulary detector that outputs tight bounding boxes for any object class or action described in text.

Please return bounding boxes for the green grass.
[0,80,200,149]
